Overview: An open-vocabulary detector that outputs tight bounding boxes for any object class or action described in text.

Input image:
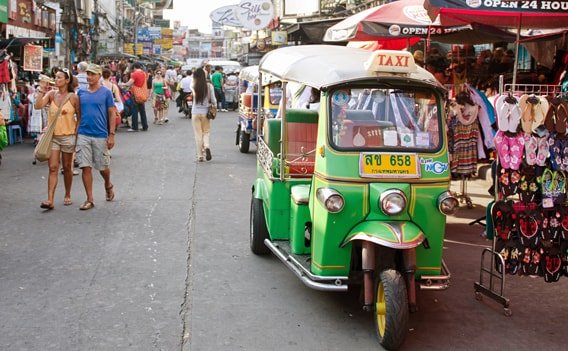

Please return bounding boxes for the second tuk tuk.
[236,65,282,153]
[249,45,458,350]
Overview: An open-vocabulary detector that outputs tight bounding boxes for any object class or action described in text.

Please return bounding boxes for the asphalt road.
[1,104,567,351]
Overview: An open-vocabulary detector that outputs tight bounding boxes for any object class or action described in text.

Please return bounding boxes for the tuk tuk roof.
[239,65,259,83]
[259,45,443,90]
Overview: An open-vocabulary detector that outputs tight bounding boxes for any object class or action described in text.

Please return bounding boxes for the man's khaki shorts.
[75,134,110,171]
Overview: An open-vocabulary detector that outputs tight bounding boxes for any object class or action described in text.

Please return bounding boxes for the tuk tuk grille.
[257,138,276,179]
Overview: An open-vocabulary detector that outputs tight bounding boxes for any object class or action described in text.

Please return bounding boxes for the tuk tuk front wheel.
[239,129,250,153]
[250,197,269,254]
[374,269,409,350]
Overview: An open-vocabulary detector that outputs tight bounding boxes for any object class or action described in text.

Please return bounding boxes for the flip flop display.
[492,91,568,283]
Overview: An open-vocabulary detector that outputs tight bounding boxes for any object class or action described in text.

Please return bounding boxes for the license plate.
[359,153,420,178]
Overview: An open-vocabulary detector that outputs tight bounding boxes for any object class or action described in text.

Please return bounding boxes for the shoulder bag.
[131,71,149,104]
[207,84,217,120]
[34,93,72,162]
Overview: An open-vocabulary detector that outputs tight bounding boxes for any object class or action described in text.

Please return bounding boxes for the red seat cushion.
[286,122,317,176]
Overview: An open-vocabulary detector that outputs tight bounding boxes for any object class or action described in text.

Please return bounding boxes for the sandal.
[63,198,72,206]
[105,184,115,202]
[40,201,54,210]
[79,201,95,211]
[543,251,563,283]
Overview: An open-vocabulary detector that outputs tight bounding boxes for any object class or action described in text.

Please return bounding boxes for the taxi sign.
[359,152,420,178]
[364,50,417,74]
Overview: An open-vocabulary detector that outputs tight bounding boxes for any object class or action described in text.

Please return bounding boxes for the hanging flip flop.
[544,98,557,132]
[495,95,511,132]
[492,200,514,241]
[519,94,534,134]
[508,134,525,170]
[523,134,538,166]
[528,247,543,276]
[518,210,540,248]
[494,131,512,169]
[543,251,563,283]
[521,247,533,275]
[532,96,549,133]
[555,102,567,134]
[535,136,550,167]
[553,170,566,205]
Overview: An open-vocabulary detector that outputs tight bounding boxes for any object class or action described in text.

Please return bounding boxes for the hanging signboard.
[235,0,273,31]
[209,5,242,27]
[23,44,43,72]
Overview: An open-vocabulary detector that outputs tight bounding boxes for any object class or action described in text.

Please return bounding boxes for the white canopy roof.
[259,45,442,90]
[239,65,259,83]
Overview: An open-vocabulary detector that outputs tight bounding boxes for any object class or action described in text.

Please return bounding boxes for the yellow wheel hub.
[376,282,386,336]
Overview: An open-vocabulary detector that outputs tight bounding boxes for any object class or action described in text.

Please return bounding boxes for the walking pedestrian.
[151,69,168,125]
[165,65,177,99]
[75,61,89,90]
[191,68,216,162]
[75,64,116,210]
[122,62,149,132]
[211,66,227,111]
[101,68,123,128]
[34,68,80,209]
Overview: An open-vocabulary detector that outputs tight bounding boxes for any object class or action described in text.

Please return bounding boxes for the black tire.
[250,196,269,255]
[239,129,250,153]
[235,125,241,145]
[374,269,409,350]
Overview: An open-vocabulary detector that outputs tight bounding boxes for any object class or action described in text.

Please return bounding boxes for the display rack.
[473,81,564,316]
[455,175,474,209]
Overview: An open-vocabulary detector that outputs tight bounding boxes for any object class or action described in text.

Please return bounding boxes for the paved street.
[1,104,567,350]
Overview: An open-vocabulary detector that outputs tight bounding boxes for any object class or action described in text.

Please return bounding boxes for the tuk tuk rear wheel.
[239,129,250,153]
[374,269,409,350]
[250,197,269,254]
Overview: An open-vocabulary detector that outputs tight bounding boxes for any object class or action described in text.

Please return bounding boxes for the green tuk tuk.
[249,45,458,350]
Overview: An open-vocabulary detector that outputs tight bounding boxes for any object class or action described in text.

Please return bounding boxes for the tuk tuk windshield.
[330,87,442,152]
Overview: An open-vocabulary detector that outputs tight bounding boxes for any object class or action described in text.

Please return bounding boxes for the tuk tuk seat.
[286,109,318,177]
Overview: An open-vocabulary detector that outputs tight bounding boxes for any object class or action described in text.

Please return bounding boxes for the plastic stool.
[8,124,23,144]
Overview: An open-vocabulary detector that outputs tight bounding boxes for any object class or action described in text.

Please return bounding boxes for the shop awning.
[286,18,344,44]
[0,37,51,49]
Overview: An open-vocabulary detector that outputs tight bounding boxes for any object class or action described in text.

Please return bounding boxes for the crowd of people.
[0,58,241,210]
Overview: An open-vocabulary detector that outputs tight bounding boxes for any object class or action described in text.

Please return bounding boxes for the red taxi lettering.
[377,54,409,67]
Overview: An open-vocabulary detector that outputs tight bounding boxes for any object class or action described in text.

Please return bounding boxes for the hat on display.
[86,63,102,75]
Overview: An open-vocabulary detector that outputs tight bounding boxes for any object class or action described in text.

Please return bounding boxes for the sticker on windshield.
[332,90,350,106]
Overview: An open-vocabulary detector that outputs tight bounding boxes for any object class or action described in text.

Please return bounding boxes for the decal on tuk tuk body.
[420,158,449,175]
[359,152,420,178]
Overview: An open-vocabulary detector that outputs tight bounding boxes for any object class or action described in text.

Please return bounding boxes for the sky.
[163,0,238,33]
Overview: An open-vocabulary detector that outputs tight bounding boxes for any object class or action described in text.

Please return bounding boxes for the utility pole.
[60,0,73,68]
[93,0,99,60]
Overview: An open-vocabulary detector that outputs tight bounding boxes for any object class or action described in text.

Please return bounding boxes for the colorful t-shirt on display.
[77,87,114,138]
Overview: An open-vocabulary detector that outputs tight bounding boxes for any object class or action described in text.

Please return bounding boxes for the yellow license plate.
[359,153,420,178]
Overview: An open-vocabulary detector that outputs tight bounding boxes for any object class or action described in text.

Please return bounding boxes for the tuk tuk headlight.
[438,191,459,215]
[316,188,344,213]
[380,190,406,216]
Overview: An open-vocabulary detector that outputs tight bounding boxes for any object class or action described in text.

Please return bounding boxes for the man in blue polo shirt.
[76,63,117,210]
